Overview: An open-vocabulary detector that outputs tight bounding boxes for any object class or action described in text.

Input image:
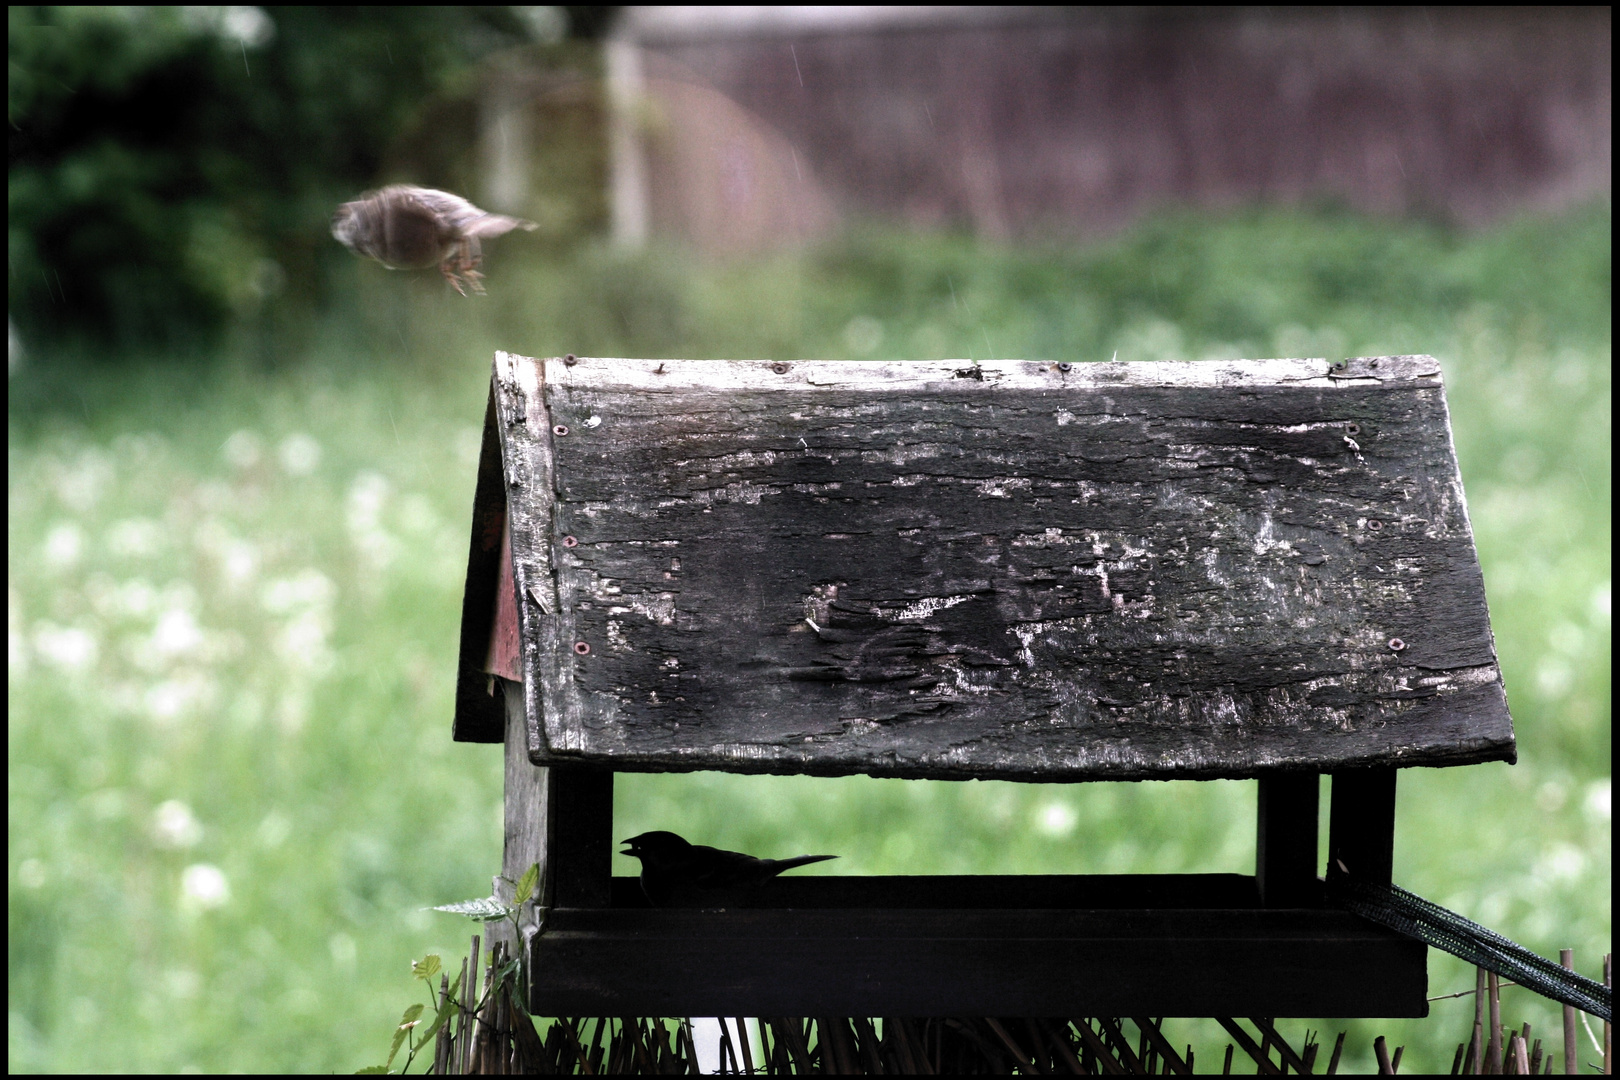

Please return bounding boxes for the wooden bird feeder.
[454,351,1514,1018]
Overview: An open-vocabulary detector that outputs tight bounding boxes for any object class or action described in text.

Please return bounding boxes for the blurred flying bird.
[331,185,536,296]
[620,830,838,907]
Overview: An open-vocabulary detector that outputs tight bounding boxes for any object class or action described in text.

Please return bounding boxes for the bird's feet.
[440,260,486,297]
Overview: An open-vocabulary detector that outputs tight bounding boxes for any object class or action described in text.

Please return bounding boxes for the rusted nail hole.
[771,362,790,374]
[562,535,579,548]
[1346,423,1361,436]
[1368,518,1384,531]
[553,425,569,436]
[563,354,578,366]
[1388,638,1406,652]
[1331,360,1347,371]
[1057,363,1071,372]
[573,641,591,655]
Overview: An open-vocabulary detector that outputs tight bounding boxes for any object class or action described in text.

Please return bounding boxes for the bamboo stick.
[983,1016,1041,1074]
[465,935,481,1075]
[1097,1017,1147,1074]
[1033,1018,1086,1076]
[734,1018,756,1077]
[1327,1031,1346,1075]
[1214,1018,1282,1076]
[1070,1018,1128,1076]
[1489,971,1503,1074]
[456,956,470,1076]
[1562,951,1579,1075]
[1129,1016,1193,1076]
[853,1016,885,1075]
[1604,954,1611,1077]
[1250,1017,1313,1074]
[434,972,452,1075]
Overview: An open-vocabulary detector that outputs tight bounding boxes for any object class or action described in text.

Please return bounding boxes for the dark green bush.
[7,6,583,355]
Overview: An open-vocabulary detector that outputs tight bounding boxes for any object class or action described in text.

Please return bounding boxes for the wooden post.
[1257,773,1320,906]
[501,677,614,910]
[1327,768,1396,882]
[548,765,614,908]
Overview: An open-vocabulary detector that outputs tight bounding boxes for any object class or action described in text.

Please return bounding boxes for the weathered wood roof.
[454,353,1515,780]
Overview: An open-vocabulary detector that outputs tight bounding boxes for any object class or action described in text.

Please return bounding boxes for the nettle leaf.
[411,954,442,981]
[514,862,540,905]
[430,896,511,921]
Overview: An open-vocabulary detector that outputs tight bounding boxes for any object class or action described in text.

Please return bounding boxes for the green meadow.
[8,204,1610,1072]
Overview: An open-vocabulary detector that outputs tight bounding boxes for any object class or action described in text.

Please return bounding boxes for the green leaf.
[411,954,442,981]
[514,862,539,905]
[355,1065,390,1074]
[412,993,456,1054]
[385,1003,425,1069]
[430,896,511,921]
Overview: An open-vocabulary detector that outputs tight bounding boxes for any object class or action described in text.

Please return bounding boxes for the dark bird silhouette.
[620,830,837,908]
[331,185,535,296]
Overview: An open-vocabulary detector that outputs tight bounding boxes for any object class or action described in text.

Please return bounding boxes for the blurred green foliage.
[13,10,1604,1074]
[9,202,1610,1073]
[7,6,607,354]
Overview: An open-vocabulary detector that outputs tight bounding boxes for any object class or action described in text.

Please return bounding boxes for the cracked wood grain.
[472,354,1513,780]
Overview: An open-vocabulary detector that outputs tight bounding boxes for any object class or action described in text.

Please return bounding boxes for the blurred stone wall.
[609,6,1611,252]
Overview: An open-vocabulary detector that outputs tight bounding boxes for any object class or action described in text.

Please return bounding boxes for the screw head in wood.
[574,641,591,655]
[562,535,578,548]
[563,354,577,366]
[1057,363,1071,372]
[1388,638,1406,652]
[553,425,569,436]
[1368,518,1384,531]
[771,362,790,374]
[1347,423,1361,436]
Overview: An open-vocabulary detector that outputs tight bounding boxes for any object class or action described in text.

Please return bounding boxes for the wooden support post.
[1327,768,1397,882]
[1257,773,1320,906]
[548,766,614,908]
[500,678,614,910]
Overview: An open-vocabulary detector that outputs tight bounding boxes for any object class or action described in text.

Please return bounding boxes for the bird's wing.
[460,212,538,238]
[391,186,535,238]
[688,845,772,889]
[389,186,476,221]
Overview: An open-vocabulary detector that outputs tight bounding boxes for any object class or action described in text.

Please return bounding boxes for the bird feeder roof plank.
[454,352,1515,781]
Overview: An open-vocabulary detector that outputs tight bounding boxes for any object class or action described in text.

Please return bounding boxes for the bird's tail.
[768,854,839,874]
